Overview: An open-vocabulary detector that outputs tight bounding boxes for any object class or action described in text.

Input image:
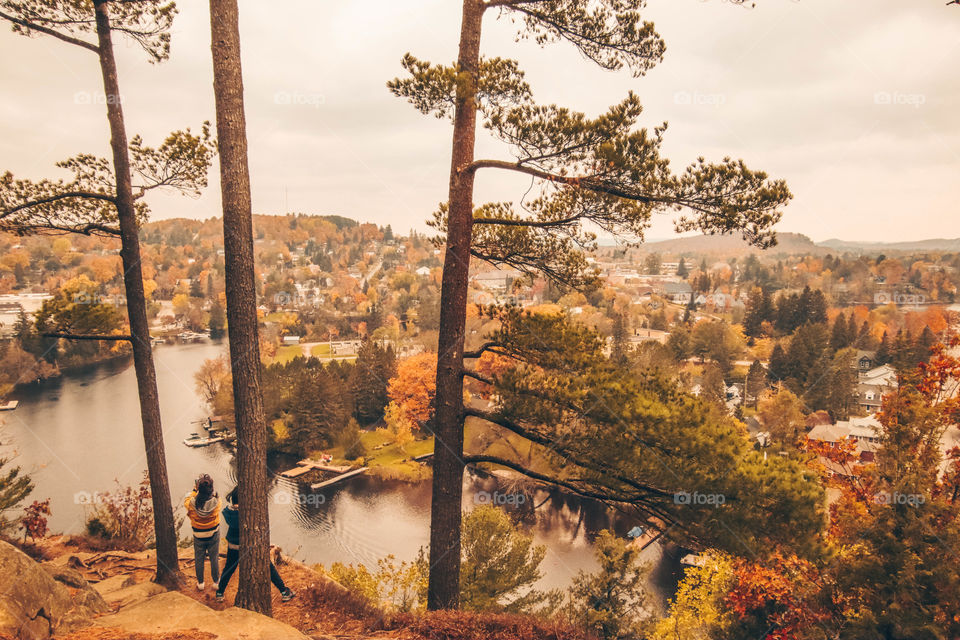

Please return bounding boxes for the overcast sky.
[1,0,958,243]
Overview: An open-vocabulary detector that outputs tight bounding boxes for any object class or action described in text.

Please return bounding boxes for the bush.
[384,610,593,640]
[301,578,386,630]
[339,419,367,461]
[322,551,426,613]
[83,472,154,549]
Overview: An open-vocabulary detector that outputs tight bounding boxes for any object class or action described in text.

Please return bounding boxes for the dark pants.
[193,532,220,584]
[217,547,287,595]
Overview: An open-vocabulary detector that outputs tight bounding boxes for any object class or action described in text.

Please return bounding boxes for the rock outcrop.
[0,541,106,639]
[90,591,311,640]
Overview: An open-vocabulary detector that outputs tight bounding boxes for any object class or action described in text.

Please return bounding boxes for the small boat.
[0,400,18,411]
[183,432,225,448]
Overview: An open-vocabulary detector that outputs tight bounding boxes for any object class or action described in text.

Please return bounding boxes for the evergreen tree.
[743,287,773,338]
[830,313,850,351]
[0,1,213,586]
[208,301,226,339]
[210,0,272,612]
[745,359,767,408]
[768,343,789,382]
[643,252,661,275]
[785,322,829,390]
[610,312,628,365]
[351,339,397,425]
[569,530,650,640]
[876,331,892,365]
[389,0,792,609]
[675,258,688,278]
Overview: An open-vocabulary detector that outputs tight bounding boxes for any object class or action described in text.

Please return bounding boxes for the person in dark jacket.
[184,474,221,591]
[216,486,295,603]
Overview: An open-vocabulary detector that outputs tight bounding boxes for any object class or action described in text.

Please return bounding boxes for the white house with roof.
[857,364,898,413]
[808,415,883,464]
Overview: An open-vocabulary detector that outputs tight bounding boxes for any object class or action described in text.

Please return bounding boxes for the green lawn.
[318,429,434,481]
[310,343,331,356]
[273,345,305,364]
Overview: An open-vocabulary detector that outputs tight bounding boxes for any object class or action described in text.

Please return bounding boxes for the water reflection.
[3,342,681,602]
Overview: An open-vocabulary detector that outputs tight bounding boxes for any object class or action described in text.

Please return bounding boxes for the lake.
[1,341,680,599]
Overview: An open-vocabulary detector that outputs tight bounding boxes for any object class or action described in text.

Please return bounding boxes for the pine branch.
[0,191,116,217]
[0,10,99,52]
[463,405,677,501]
[41,332,132,341]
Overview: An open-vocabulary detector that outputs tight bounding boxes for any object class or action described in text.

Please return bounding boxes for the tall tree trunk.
[209,0,272,616]
[427,0,485,611]
[92,0,179,588]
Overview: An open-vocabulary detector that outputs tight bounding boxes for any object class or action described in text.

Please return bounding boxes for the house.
[660,282,693,305]
[628,329,669,345]
[857,364,898,413]
[470,269,521,292]
[415,266,432,277]
[282,335,301,346]
[807,415,883,468]
[856,350,877,372]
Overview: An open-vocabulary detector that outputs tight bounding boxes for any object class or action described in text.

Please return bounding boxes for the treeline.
[202,340,396,457]
[742,285,828,338]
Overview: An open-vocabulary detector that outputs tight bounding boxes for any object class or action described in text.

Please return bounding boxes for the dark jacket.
[222,503,239,549]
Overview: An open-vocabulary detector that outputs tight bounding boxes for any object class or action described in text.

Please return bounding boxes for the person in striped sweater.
[184,474,222,591]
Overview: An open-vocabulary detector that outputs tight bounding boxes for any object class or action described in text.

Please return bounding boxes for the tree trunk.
[92,0,179,588]
[209,0,272,616]
[427,0,485,611]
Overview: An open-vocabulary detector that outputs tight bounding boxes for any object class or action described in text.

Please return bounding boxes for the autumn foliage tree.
[385,352,438,446]
[0,0,216,587]
[389,0,791,608]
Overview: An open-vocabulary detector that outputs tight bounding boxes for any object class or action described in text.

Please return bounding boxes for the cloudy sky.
[0,0,957,243]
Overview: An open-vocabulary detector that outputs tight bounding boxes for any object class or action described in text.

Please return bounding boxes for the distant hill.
[817,238,960,253]
[622,232,960,256]
[632,232,824,256]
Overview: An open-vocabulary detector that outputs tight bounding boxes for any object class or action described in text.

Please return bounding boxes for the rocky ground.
[1,537,586,640]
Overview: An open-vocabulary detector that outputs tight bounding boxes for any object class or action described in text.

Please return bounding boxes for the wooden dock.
[628,518,667,551]
[280,458,367,488]
[310,466,368,489]
[0,401,18,411]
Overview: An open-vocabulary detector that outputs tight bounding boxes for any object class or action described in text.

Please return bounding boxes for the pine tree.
[745,359,767,408]
[875,331,891,365]
[830,313,849,351]
[743,287,773,339]
[768,343,789,382]
[209,0,271,613]
[676,258,688,278]
[351,339,396,425]
[0,0,215,587]
[388,0,791,610]
[611,312,629,365]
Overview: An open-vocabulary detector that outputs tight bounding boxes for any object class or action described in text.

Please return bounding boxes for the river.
[1,341,680,599]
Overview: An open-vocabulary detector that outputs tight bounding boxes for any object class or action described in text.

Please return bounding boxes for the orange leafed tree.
[385,352,438,432]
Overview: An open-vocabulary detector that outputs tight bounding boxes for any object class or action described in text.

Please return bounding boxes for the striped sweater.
[184,491,222,539]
